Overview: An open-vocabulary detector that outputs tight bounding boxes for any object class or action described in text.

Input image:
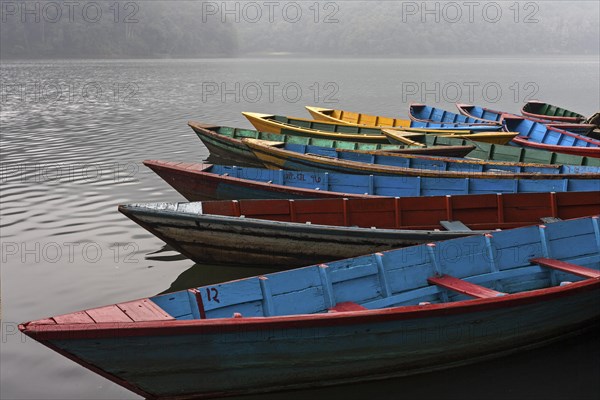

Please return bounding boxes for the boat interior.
[145,217,600,320]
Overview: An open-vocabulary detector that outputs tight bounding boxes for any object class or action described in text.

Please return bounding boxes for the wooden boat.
[20,216,600,399]
[243,138,600,179]
[502,116,600,158]
[253,132,600,174]
[242,112,517,145]
[456,104,596,136]
[409,103,498,125]
[119,193,600,267]
[188,121,475,166]
[522,101,586,123]
[144,161,600,201]
[305,106,502,131]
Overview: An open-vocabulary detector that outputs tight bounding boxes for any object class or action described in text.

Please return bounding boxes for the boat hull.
[37,286,600,399]
[119,190,600,267]
[118,209,480,267]
[145,161,600,201]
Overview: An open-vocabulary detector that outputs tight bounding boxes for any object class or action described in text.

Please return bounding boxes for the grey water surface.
[1,58,599,400]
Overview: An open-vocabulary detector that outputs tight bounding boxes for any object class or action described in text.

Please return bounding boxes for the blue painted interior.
[462,106,504,122]
[412,105,489,125]
[150,217,600,321]
[409,121,501,131]
[505,118,600,148]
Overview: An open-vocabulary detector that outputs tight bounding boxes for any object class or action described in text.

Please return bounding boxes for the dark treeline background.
[0,1,597,59]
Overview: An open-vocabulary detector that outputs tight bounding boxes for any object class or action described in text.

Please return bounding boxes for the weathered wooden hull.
[522,101,586,123]
[503,116,600,158]
[119,192,600,267]
[144,161,600,200]
[243,139,600,179]
[42,294,600,399]
[117,206,474,267]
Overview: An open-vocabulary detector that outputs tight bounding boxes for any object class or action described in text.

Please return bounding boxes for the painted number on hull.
[206,287,220,303]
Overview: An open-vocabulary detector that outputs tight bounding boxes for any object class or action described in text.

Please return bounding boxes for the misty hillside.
[1,1,597,59]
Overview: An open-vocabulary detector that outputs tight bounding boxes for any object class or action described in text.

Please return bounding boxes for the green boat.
[189,121,475,167]
[521,101,586,123]
[400,134,600,166]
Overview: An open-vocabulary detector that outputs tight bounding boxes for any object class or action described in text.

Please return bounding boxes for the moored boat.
[119,193,600,267]
[456,104,596,136]
[243,138,600,179]
[409,103,498,125]
[189,121,475,166]
[242,112,516,145]
[20,216,600,399]
[503,116,600,158]
[144,161,600,201]
[306,106,502,131]
[522,101,586,123]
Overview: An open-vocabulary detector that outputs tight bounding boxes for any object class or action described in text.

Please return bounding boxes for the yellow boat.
[243,112,518,145]
[306,106,411,127]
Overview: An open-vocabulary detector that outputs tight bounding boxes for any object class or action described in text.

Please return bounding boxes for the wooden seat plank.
[440,220,472,231]
[53,311,96,324]
[117,300,174,322]
[328,302,368,312]
[531,258,600,279]
[428,275,505,298]
[86,305,134,323]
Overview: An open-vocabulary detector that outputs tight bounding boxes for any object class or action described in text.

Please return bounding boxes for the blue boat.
[455,103,508,123]
[410,103,497,125]
[503,116,600,158]
[242,138,600,178]
[456,104,596,136]
[143,160,600,201]
[20,216,600,399]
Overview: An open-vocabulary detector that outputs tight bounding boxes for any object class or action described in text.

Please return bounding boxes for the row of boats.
[20,100,600,399]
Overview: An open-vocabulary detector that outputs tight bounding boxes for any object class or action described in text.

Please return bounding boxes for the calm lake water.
[1,58,599,400]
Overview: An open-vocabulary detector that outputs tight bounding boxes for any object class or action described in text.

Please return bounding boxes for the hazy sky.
[1,1,598,58]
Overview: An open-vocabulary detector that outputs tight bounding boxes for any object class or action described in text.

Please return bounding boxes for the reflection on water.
[161,263,278,295]
[1,58,598,400]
